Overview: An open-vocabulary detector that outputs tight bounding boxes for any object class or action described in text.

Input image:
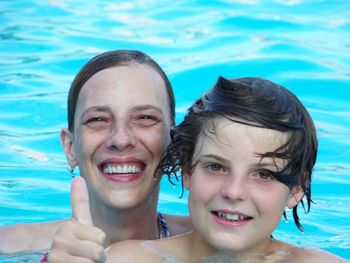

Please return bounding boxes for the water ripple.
[1,0,350,260]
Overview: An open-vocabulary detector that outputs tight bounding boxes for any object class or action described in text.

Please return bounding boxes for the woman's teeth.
[103,164,142,174]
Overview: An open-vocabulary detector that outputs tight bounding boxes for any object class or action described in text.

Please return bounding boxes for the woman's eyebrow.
[131,104,163,113]
[80,106,111,119]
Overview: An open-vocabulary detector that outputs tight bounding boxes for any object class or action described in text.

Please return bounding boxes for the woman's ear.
[60,128,78,168]
[182,170,191,190]
[287,186,304,209]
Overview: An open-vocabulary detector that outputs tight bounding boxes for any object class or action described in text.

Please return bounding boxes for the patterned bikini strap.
[158,212,171,238]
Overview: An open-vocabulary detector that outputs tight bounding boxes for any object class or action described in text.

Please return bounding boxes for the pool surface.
[0,0,349,261]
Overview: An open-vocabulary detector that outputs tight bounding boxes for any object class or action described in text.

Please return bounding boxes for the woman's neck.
[89,191,160,247]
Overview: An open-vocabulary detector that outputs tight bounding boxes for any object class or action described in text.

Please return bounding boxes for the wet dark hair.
[67,50,175,132]
[158,76,318,231]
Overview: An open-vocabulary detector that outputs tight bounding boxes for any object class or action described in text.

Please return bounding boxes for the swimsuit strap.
[158,212,171,238]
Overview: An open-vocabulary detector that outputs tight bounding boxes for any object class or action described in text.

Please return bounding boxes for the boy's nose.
[220,174,248,201]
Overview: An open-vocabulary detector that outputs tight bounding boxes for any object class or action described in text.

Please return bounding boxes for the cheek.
[74,131,104,160]
[188,176,215,207]
[188,177,219,231]
[73,138,88,163]
[135,126,170,156]
[253,187,290,215]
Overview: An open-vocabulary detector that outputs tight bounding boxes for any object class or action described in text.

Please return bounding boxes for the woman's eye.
[135,115,159,126]
[85,117,107,124]
[139,115,154,120]
[84,117,110,129]
[87,117,105,123]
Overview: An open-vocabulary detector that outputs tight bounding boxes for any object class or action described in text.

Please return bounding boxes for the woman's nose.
[105,123,137,151]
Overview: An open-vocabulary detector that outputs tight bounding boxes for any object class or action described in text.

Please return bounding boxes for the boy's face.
[183,118,303,255]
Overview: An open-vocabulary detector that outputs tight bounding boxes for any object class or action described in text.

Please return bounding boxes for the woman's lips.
[99,158,146,182]
[102,163,142,174]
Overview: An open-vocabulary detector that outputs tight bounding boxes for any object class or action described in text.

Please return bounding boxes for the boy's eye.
[204,162,227,173]
[254,170,275,181]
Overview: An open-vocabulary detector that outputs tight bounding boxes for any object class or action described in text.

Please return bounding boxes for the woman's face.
[64,64,171,209]
[183,118,303,257]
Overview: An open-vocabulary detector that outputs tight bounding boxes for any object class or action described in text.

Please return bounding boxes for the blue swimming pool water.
[0,0,349,261]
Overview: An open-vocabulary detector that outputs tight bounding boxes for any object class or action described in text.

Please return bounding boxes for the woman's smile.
[99,157,146,183]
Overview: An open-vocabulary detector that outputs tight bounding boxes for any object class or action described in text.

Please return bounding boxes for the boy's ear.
[287,186,304,209]
[182,170,191,190]
[60,128,78,168]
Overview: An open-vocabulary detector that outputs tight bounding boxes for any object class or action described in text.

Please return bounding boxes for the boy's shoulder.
[292,247,348,263]
[106,240,163,263]
[106,233,191,263]
[267,239,347,263]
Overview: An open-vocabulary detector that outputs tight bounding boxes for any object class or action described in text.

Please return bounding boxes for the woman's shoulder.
[162,213,192,236]
[0,219,67,254]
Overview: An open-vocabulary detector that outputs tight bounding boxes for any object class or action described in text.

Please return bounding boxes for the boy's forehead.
[195,118,289,155]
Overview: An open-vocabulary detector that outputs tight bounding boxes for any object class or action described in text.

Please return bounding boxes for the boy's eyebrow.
[254,157,283,170]
[253,162,275,168]
[199,154,228,163]
[202,155,279,166]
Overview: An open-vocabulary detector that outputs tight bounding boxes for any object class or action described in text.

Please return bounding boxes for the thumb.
[71,176,93,226]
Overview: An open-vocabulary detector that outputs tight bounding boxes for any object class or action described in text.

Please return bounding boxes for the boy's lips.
[211,210,253,225]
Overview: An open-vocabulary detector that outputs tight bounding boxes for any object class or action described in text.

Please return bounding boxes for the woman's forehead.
[75,65,169,113]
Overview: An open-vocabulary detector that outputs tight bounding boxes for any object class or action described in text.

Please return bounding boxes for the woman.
[106,76,347,262]
[0,50,191,261]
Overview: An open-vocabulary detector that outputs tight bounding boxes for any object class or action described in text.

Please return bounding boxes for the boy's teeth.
[103,164,141,174]
[217,211,248,221]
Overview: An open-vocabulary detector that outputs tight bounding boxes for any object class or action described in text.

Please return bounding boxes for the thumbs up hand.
[71,176,94,226]
[48,177,106,263]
